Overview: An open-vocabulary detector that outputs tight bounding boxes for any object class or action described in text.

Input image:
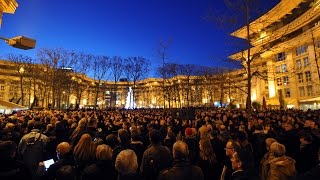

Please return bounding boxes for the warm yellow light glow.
[260,31,267,39]
[151,97,156,104]
[269,81,276,97]
[202,98,208,104]
[251,90,257,101]
[83,99,87,105]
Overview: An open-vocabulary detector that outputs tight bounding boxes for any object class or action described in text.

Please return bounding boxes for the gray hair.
[115,149,138,175]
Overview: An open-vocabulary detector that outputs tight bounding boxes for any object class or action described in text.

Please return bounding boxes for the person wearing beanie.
[185,128,193,137]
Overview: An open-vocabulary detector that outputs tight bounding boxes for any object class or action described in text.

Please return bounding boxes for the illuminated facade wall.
[230,0,320,109]
[0,0,18,27]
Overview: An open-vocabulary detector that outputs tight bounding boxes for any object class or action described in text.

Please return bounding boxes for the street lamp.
[0,35,36,50]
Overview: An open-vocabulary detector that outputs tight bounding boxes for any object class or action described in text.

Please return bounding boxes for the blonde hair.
[96,144,112,160]
[265,138,277,151]
[115,149,138,175]
[73,134,96,162]
[270,142,286,157]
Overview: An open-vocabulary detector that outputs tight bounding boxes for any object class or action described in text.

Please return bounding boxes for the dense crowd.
[1,108,320,180]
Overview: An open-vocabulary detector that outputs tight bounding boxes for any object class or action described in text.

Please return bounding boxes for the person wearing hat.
[184,127,199,164]
[0,140,31,180]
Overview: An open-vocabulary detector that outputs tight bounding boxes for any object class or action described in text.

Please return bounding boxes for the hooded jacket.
[267,156,296,180]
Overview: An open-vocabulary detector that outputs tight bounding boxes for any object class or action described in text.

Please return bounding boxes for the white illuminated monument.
[125,87,136,109]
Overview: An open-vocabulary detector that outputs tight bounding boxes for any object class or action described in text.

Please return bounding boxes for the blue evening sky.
[0,0,277,77]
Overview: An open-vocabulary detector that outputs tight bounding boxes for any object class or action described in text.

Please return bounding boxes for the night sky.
[0,0,278,77]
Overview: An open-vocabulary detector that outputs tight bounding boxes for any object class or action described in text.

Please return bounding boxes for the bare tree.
[92,55,111,108]
[70,52,93,106]
[7,54,33,106]
[124,56,150,108]
[37,48,76,109]
[156,40,172,108]
[110,56,124,107]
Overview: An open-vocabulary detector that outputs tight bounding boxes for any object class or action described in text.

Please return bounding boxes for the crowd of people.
[1,107,320,180]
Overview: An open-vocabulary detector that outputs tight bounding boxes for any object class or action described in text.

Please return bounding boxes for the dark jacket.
[158,159,204,180]
[118,173,144,180]
[35,152,75,180]
[0,159,32,180]
[296,163,320,180]
[140,144,172,180]
[296,142,318,174]
[81,160,115,180]
[231,170,259,180]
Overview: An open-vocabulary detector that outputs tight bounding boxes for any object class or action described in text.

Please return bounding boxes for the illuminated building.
[230,0,320,110]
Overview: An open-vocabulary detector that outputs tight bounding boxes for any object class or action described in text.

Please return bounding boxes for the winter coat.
[260,151,275,180]
[158,159,204,180]
[267,156,296,180]
[17,129,49,175]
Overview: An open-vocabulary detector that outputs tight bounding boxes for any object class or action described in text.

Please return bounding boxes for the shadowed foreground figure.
[158,141,204,180]
[0,140,32,180]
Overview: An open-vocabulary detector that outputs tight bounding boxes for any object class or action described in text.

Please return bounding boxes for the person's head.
[299,133,313,145]
[265,138,277,151]
[87,117,97,128]
[73,133,96,161]
[185,127,193,137]
[105,134,118,149]
[231,150,254,171]
[199,139,216,164]
[225,140,241,158]
[115,149,138,175]
[118,129,130,144]
[219,125,226,132]
[77,118,87,128]
[96,144,112,160]
[283,121,294,131]
[0,140,17,161]
[4,123,15,131]
[149,129,161,145]
[173,141,189,160]
[56,142,71,159]
[131,130,141,142]
[56,165,76,180]
[270,142,286,157]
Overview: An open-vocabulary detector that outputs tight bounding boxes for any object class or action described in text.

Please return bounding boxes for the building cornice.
[0,0,18,14]
[252,0,320,47]
[231,0,305,39]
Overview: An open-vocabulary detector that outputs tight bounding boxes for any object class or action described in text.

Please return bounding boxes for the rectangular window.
[284,88,290,98]
[298,73,304,83]
[296,59,302,70]
[276,52,286,61]
[281,64,287,72]
[299,86,305,97]
[275,66,281,73]
[307,85,313,96]
[277,78,282,86]
[296,45,308,56]
[264,80,269,90]
[0,86,4,91]
[305,71,312,82]
[283,76,289,85]
[317,39,320,48]
[303,57,310,67]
